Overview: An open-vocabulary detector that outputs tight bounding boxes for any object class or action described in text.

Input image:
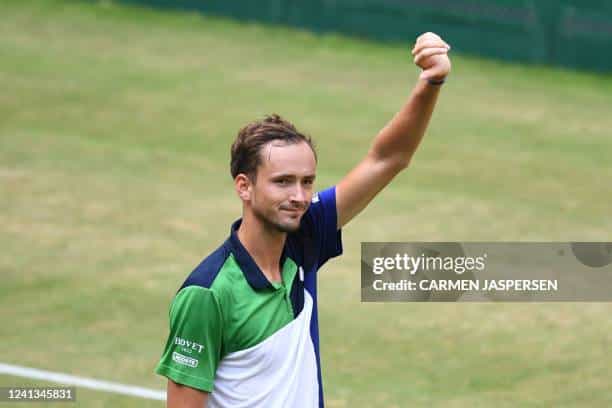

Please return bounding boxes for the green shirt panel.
[211,253,298,356]
[156,254,299,391]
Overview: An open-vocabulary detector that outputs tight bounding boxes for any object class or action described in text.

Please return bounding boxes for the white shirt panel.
[208,290,318,408]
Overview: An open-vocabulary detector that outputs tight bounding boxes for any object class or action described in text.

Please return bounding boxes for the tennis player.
[156,32,451,407]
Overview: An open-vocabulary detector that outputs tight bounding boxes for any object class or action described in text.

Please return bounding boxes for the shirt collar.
[225,219,288,291]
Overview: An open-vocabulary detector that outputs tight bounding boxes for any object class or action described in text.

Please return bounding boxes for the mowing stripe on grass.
[0,362,166,401]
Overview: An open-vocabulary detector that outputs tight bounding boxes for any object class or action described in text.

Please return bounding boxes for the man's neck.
[237,214,286,283]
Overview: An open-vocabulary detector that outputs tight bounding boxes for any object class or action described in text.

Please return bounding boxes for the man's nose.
[290,183,307,204]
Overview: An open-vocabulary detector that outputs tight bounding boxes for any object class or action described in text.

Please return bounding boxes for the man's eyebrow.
[270,173,316,179]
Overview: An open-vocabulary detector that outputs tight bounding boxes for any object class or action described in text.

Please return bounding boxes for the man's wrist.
[426,77,446,86]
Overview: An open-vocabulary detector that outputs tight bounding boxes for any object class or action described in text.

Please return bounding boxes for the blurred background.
[1,0,611,406]
[122,0,612,72]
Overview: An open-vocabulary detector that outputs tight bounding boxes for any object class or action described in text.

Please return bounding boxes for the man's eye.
[276,179,290,185]
[303,179,314,186]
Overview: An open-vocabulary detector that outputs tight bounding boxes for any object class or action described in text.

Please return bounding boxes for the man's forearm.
[370,79,442,169]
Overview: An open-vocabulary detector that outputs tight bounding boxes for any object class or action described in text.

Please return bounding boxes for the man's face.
[246,141,316,233]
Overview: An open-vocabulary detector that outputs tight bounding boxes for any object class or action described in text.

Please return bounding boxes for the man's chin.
[274,216,302,233]
[254,210,303,233]
[275,220,301,233]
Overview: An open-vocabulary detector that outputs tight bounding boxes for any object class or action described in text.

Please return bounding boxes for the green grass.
[1,0,611,406]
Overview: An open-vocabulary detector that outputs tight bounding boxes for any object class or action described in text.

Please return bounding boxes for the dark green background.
[117,0,612,72]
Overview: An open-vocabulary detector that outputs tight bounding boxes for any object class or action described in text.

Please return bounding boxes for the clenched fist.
[412,32,451,82]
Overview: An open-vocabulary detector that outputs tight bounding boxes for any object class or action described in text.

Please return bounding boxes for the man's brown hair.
[230,114,317,180]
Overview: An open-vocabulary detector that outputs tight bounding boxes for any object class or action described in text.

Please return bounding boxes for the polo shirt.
[155,186,342,407]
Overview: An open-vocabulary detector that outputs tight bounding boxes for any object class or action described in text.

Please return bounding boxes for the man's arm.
[167,380,208,407]
[336,32,451,228]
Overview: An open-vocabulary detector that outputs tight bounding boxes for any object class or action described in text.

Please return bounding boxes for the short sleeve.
[155,286,223,392]
[301,186,343,268]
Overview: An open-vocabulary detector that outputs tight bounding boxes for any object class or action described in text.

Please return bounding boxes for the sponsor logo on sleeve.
[174,336,205,354]
[172,351,199,368]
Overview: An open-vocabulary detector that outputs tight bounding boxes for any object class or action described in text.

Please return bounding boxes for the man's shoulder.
[296,186,338,238]
[180,242,232,291]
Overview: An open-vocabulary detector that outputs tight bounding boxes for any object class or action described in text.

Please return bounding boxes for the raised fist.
[412,32,451,82]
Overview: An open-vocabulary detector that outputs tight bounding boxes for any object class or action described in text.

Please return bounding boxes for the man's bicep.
[167,379,209,407]
[336,154,402,228]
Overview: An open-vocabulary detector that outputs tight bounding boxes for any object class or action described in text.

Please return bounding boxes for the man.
[156,32,451,407]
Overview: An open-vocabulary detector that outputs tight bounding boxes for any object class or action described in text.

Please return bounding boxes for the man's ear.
[234,173,252,201]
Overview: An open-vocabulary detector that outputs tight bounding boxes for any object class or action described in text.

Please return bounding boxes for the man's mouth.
[280,207,304,215]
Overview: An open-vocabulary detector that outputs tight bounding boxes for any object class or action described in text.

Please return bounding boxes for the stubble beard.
[252,206,302,234]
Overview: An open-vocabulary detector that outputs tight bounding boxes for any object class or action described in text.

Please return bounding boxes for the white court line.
[0,362,166,401]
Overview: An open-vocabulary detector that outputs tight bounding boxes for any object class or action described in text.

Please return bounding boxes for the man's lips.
[280,208,304,214]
